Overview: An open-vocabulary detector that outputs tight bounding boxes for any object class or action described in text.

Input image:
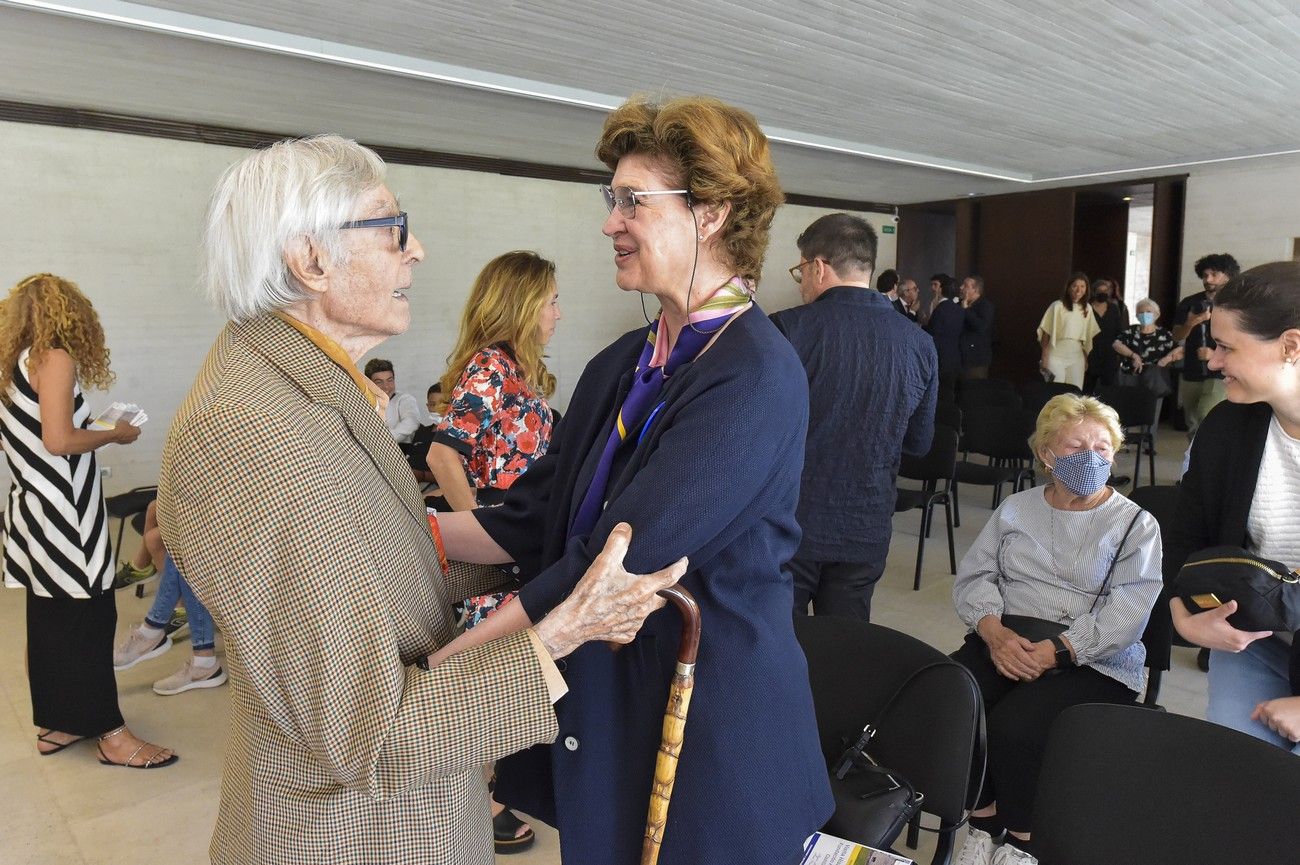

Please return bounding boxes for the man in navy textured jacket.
[772,213,938,621]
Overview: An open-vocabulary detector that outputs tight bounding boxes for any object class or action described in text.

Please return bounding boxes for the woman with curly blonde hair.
[426,250,560,512]
[0,273,177,768]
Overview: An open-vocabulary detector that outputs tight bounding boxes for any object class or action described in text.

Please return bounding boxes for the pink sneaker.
[152,659,227,696]
[113,625,170,670]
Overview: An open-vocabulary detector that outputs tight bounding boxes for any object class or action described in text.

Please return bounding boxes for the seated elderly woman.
[1113,296,1183,418]
[951,394,1162,865]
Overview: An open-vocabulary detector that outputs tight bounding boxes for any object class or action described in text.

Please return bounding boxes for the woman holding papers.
[0,273,176,768]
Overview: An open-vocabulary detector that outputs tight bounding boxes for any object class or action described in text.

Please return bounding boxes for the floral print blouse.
[1115,325,1177,373]
[431,344,552,491]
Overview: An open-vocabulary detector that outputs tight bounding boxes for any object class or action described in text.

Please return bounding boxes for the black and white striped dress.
[1,348,112,598]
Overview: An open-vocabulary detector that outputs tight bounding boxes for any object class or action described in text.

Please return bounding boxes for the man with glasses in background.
[773,213,937,621]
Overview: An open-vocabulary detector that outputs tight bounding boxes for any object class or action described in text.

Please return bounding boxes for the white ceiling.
[2,0,1300,204]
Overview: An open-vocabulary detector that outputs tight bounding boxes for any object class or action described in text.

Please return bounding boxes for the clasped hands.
[425,523,685,670]
[978,616,1061,682]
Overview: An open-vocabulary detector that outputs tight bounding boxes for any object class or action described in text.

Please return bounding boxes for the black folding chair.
[1019,380,1082,416]
[1035,703,1300,865]
[1094,384,1159,489]
[795,617,985,865]
[1127,484,1189,706]
[104,485,157,597]
[952,407,1036,527]
[895,426,959,591]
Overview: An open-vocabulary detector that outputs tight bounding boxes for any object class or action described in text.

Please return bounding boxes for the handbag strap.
[846,660,988,835]
[1088,506,1145,615]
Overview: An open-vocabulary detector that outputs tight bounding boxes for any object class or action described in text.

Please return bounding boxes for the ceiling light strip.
[0,0,1031,182]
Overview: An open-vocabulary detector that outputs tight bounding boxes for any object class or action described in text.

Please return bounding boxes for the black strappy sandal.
[493,809,535,855]
[36,730,85,756]
[96,726,180,769]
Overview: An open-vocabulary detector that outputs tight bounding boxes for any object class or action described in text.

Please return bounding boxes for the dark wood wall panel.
[1149,179,1187,318]
[897,207,956,306]
[1072,200,1130,289]
[973,189,1076,383]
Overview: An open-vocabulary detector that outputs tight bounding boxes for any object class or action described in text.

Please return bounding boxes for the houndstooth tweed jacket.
[158,315,558,865]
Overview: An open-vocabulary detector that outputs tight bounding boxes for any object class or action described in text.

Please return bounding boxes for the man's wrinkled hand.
[534,523,686,660]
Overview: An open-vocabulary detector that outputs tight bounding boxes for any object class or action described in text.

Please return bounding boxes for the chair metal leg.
[914,504,929,591]
[1134,435,1142,488]
[1147,433,1157,486]
[929,828,956,865]
[944,496,957,575]
[951,482,961,528]
[1144,668,1164,707]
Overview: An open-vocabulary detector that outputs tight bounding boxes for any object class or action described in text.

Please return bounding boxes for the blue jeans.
[1208,638,1300,753]
[144,554,216,651]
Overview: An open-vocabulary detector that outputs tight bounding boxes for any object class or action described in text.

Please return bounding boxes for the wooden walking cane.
[640,585,702,865]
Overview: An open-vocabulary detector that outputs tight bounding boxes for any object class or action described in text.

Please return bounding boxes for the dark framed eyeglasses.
[789,259,819,285]
[340,211,409,251]
[600,185,691,219]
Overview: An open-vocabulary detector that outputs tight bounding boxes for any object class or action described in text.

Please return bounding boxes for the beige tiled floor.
[0,426,1208,864]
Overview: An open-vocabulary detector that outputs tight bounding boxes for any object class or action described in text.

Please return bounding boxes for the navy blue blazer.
[959,297,995,369]
[927,298,965,375]
[770,286,937,557]
[477,305,833,865]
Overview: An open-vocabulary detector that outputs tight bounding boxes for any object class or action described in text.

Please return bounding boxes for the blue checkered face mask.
[1047,449,1112,496]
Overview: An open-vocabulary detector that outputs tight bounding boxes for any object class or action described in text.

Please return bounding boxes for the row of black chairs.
[799,615,1300,865]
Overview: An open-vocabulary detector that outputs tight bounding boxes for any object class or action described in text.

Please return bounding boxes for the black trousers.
[788,540,889,622]
[26,590,125,737]
[951,634,1136,833]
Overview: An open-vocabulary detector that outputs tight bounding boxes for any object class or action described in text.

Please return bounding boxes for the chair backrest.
[1094,383,1158,428]
[900,425,958,484]
[963,406,1036,462]
[1020,381,1082,416]
[934,402,963,435]
[794,616,983,827]
[1035,703,1300,865]
[1126,485,1182,672]
[959,387,1022,414]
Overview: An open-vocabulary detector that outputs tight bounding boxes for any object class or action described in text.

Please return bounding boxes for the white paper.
[90,402,148,430]
[801,832,914,865]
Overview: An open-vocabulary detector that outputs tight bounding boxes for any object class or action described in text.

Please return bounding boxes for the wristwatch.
[1050,635,1075,668]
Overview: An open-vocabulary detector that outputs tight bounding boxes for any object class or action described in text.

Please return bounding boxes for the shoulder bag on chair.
[825,660,986,851]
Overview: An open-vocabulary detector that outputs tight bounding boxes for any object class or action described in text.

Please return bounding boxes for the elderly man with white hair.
[157,135,683,865]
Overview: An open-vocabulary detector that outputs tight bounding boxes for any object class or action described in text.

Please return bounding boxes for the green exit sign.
[881,224,896,234]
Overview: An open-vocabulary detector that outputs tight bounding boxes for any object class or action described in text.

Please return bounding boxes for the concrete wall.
[0,120,894,493]
[1180,156,1300,298]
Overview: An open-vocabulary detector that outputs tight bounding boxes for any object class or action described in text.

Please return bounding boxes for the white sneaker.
[954,828,996,865]
[113,624,171,670]
[152,658,227,695]
[992,842,1038,865]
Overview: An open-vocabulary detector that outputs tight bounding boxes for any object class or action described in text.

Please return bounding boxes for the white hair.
[1135,296,1160,314]
[203,134,387,321]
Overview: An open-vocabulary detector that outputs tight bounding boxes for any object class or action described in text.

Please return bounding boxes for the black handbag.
[1175,546,1300,633]
[824,661,968,850]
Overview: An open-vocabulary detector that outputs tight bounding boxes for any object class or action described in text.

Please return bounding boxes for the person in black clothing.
[898,277,921,323]
[877,267,908,317]
[773,214,937,621]
[927,273,964,403]
[1085,278,1125,391]
[958,275,995,379]
[1167,261,1300,752]
[1173,252,1240,436]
